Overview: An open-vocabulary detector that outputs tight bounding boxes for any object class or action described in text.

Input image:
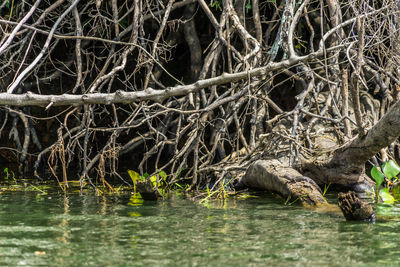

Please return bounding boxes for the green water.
[1,192,400,266]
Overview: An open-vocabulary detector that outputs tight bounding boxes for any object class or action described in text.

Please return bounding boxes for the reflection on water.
[0,192,399,266]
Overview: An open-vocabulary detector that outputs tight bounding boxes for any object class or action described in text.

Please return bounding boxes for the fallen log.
[241,159,327,206]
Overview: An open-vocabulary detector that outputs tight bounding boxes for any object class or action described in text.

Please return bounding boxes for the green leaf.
[174,183,183,189]
[392,184,400,200]
[150,175,157,187]
[382,160,400,180]
[128,170,141,193]
[245,2,252,10]
[371,166,384,189]
[379,188,395,204]
[158,171,167,181]
[127,170,140,184]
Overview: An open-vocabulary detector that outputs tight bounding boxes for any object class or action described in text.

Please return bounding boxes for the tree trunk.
[241,101,400,206]
[302,100,400,186]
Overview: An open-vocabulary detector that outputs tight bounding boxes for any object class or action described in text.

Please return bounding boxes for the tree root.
[338,191,375,221]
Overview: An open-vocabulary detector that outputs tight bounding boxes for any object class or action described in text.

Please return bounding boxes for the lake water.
[0,191,399,266]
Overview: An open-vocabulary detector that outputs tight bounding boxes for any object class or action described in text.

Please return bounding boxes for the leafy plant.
[128,170,170,198]
[382,160,400,180]
[28,185,48,200]
[3,168,15,182]
[392,184,400,200]
[127,170,142,194]
[379,188,395,204]
[199,184,215,205]
[199,177,233,206]
[371,160,400,203]
[371,166,385,192]
[245,0,252,11]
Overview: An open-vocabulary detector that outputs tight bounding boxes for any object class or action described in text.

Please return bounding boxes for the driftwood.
[241,159,326,206]
[241,161,376,220]
[338,191,375,221]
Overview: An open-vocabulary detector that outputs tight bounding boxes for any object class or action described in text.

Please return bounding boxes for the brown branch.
[0,47,344,107]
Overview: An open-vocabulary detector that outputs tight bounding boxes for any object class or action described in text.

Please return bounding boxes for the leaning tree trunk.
[240,100,400,206]
[301,99,400,187]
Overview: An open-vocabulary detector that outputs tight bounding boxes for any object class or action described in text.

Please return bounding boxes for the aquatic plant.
[370,160,400,203]
[128,170,184,199]
[2,168,15,182]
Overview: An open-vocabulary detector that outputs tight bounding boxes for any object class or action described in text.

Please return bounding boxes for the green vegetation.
[127,170,190,200]
[323,183,330,198]
[209,0,222,11]
[2,168,15,182]
[371,160,400,204]
[284,194,308,206]
[0,0,11,10]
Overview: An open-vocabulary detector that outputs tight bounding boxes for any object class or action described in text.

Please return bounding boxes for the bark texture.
[242,160,326,206]
[302,100,400,186]
[338,191,375,221]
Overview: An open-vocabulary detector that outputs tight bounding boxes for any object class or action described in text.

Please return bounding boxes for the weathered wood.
[338,191,375,221]
[241,159,327,206]
[301,101,400,187]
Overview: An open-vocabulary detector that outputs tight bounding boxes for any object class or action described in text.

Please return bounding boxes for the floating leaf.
[379,188,395,204]
[371,166,385,189]
[382,160,400,180]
